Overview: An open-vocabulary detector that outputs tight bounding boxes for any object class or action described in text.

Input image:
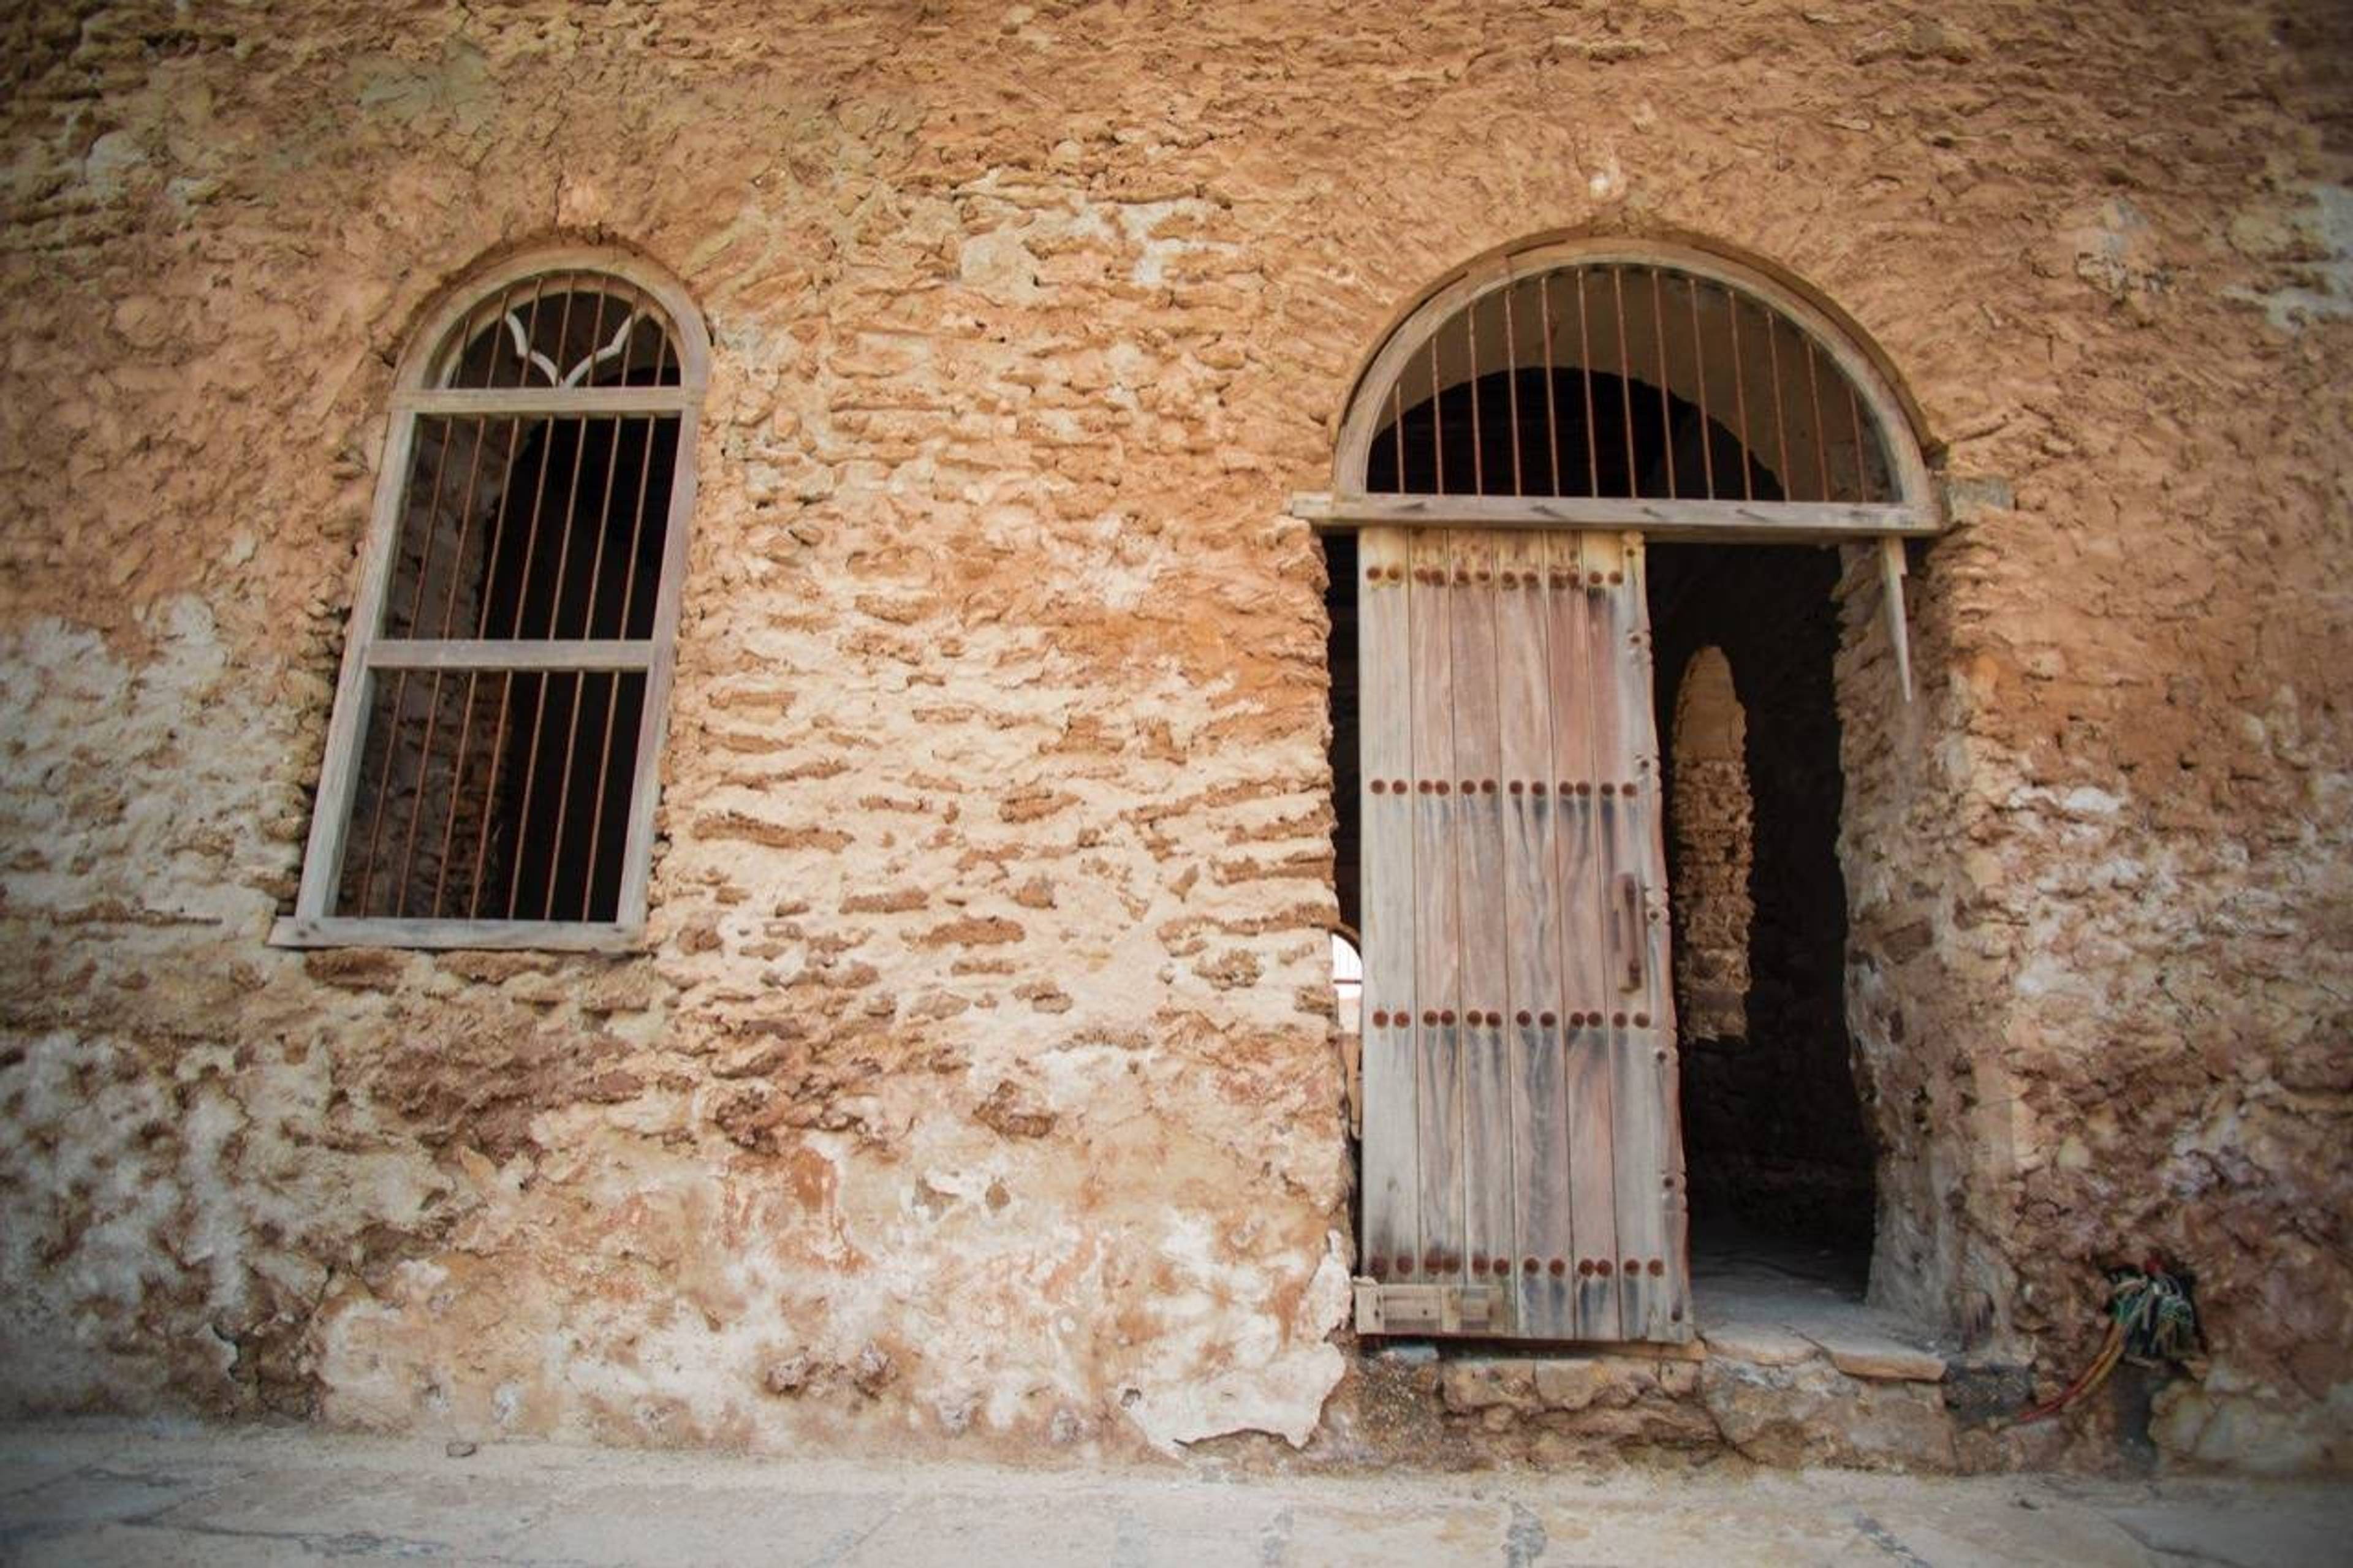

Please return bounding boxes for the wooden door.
[1354,526,1690,1343]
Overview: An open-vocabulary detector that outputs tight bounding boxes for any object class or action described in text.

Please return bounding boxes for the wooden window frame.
[270,248,710,953]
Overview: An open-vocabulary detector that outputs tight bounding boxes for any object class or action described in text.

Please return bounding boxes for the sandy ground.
[0,1418,2346,1566]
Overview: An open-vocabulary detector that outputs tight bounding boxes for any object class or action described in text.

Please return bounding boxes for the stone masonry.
[0,1,2347,1472]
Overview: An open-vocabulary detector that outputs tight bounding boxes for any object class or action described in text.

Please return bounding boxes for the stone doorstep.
[1437,1349,1707,1420]
[1821,1340,1949,1384]
[1702,1315,1950,1384]
[1699,1319,1819,1368]
[1411,1319,1947,1390]
[1417,1298,1953,1434]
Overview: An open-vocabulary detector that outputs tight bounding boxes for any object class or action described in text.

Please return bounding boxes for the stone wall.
[1667,646,1751,1045]
[1,0,2348,1472]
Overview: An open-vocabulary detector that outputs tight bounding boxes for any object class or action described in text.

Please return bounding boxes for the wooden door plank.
[1362,524,1689,1344]
[1609,534,1692,1340]
[1357,526,1420,1292]
[1580,530,1640,1338]
[1580,530,1651,1338]
[1549,531,1621,1341]
[1408,528,1465,1289]
[1496,529,1570,1336]
[1447,531,1514,1319]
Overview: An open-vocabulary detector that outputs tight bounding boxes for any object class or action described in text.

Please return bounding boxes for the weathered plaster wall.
[1,0,2347,1471]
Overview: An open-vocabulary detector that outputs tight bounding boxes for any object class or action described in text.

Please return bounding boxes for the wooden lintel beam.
[365,639,656,672]
[396,387,692,417]
[267,916,645,952]
[1289,491,1936,540]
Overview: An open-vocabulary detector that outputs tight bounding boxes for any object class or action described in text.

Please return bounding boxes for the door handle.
[1618,873,1643,993]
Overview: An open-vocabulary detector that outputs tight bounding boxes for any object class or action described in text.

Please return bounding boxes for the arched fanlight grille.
[428,271,683,392]
[276,251,708,950]
[1318,240,1935,537]
[1362,262,1894,507]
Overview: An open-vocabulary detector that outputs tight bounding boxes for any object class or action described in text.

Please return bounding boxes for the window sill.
[268,916,647,953]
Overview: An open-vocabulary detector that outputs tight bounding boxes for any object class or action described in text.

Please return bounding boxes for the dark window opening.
[336,395,677,923]
[1356,263,1891,506]
[1365,366,1784,504]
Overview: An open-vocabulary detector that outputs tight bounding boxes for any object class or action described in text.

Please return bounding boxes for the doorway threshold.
[1691,1223,1949,1381]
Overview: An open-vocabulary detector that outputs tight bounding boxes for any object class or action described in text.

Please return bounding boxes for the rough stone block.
[1701,1359,1960,1473]
[1533,1356,1648,1412]
[1440,1362,1537,1415]
[1825,1343,1947,1384]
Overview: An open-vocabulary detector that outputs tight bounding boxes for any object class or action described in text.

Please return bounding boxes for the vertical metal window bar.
[1538,271,1561,498]
[1846,379,1875,506]
[1650,268,1677,502]
[1610,268,1637,498]
[1805,336,1834,503]
[1686,273,1718,501]
[1575,270,1599,499]
[1727,284,1754,503]
[1502,275,1525,497]
[1390,382,1406,494]
[1764,301,1795,500]
[1466,289,1486,498]
[1428,335,1446,497]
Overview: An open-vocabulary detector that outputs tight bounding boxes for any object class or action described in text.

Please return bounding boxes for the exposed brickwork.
[1,0,2349,1472]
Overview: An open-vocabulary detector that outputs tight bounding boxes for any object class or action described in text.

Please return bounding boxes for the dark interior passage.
[1650,543,1876,1273]
[1327,528,1361,939]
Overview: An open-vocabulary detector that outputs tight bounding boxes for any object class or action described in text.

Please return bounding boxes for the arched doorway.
[1309,238,1937,1343]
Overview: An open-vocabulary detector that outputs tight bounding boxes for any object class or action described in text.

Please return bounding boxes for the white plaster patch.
[958,228,1044,304]
[1120,1232,1350,1453]
[2059,786,2123,817]
[2226,184,2353,330]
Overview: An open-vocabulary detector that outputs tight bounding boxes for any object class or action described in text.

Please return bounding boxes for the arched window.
[273,249,709,950]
